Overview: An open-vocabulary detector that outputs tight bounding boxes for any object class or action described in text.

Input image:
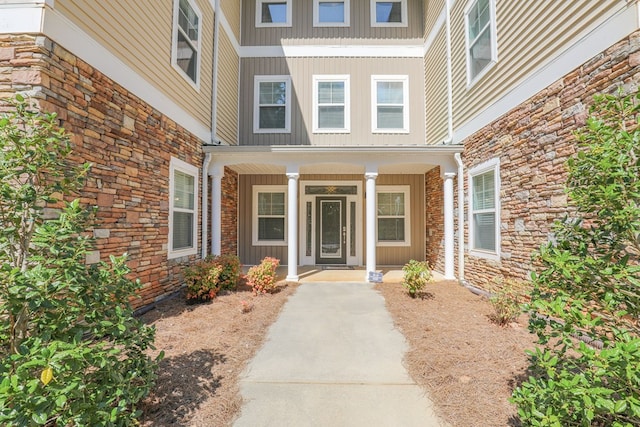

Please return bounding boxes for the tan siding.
[54,0,213,128]
[216,28,239,144]
[239,56,425,146]
[450,0,625,130]
[241,0,424,45]
[423,0,444,39]
[424,29,449,144]
[221,0,241,41]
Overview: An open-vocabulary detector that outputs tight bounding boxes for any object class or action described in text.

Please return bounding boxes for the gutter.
[210,0,221,144]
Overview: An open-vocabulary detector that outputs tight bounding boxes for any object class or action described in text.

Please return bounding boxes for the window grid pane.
[262,2,287,23]
[319,1,345,23]
[174,170,195,210]
[257,192,286,242]
[376,1,402,23]
[173,211,194,250]
[471,169,497,252]
[377,191,406,242]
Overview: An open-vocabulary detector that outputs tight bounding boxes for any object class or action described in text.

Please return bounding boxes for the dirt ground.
[139,278,537,426]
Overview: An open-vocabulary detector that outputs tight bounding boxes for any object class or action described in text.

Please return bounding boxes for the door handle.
[342,226,347,245]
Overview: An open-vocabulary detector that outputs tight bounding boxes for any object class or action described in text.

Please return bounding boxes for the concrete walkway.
[233,281,445,427]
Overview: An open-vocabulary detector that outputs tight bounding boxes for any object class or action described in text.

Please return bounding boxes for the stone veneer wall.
[462,30,640,290]
[0,35,206,308]
[221,167,238,256]
[425,167,444,272]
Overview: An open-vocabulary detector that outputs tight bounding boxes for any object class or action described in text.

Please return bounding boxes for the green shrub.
[0,95,160,426]
[511,90,640,426]
[401,260,432,298]
[247,257,280,295]
[184,254,242,302]
[215,254,241,291]
[487,278,529,326]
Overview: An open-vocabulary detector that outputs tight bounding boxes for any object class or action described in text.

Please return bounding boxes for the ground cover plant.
[511,90,640,426]
[0,96,160,426]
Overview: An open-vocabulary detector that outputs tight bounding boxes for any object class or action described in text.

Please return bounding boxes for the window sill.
[469,249,500,262]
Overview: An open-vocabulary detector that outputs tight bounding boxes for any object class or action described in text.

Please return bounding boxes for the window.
[371,0,407,27]
[313,75,350,133]
[464,0,497,85]
[469,158,500,259]
[254,76,291,133]
[314,0,349,27]
[371,75,409,133]
[256,0,292,27]
[377,186,410,246]
[253,186,287,245]
[172,0,201,86]
[169,158,198,258]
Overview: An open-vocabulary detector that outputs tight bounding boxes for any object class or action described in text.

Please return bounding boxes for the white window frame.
[371,75,409,134]
[168,157,199,259]
[464,0,498,87]
[171,0,202,89]
[252,185,288,246]
[253,75,292,134]
[256,0,292,28]
[468,158,501,260]
[376,185,411,247]
[313,0,350,27]
[312,75,350,134]
[370,0,407,27]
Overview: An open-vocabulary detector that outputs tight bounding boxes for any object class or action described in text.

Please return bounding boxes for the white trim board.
[240,44,423,58]
[0,3,44,33]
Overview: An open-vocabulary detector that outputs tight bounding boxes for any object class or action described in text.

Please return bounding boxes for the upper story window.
[377,186,410,246]
[253,186,287,246]
[313,75,350,133]
[254,75,292,133]
[371,75,409,133]
[169,157,199,259]
[314,0,349,27]
[172,0,201,87]
[371,0,407,27]
[256,0,292,27]
[469,158,500,260]
[464,0,497,85]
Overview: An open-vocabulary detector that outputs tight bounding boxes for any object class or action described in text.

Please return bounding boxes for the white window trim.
[312,75,350,134]
[256,0,292,28]
[313,0,350,27]
[464,0,498,88]
[371,75,409,134]
[171,0,202,90]
[253,75,292,134]
[168,157,199,259]
[370,0,407,27]
[468,158,501,261]
[376,185,411,247]
[252,185,288,246]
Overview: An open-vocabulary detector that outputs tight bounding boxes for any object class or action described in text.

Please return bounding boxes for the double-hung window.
[377,186,410,246]
[254,75,291,133]
[253,186,287,245]
[172,0,201,86]
[371,0,407,27]
[371,75,409,133]
[464,0,497,85]
[256,0,292,27]
[314,0,349,27]
[469,158,500,259]
[169,157,198,258]
[313,75,350,133]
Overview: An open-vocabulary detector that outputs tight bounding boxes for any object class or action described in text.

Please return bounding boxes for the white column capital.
[365,172,378,180]
[286,172,300,180]
[443,172,456,180]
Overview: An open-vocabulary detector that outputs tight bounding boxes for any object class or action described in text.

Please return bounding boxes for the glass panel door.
[316,197,346,264]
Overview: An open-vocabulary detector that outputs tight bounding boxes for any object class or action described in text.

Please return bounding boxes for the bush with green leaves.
[0,95,160,426]
[184,254,241,302]
[247,257,280,295]
[511,90,640,426]
[487,278,529,326]
[401,259,432,298]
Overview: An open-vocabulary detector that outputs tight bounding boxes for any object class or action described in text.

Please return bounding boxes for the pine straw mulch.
[138,278,537,426]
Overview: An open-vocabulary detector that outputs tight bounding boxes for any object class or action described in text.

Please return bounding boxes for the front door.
[316,197,347,264]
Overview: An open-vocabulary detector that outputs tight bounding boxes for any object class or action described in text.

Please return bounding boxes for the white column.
[211,171,223,256]
[365,172,378,280]
[286,172,299,282]
[443,172,456,280]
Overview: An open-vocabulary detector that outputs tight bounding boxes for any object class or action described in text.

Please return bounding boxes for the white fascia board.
[455,2,638,143]
[423,0,458,56]
[218,5,241,55]
[0,3,45,33]
[43,8,210,141]
[240,44,424,58]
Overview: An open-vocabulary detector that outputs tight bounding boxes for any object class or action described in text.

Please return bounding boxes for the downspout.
[201,152,212,258]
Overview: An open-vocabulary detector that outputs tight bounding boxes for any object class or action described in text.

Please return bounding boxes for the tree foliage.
[0,95,160,426]
[512,90,640,426]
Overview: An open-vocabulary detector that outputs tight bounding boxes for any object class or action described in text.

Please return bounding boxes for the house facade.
[1,0,639,307]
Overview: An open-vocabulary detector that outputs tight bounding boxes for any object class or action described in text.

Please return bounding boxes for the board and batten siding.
[424,29,449,145]
[54,0,214,129]
[241,0,424,46]
[239,174,425,266]
[221,0,241,41]
[216,28,240,144]
[239,56,425,146]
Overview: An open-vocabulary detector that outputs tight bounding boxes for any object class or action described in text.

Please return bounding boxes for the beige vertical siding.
[448,0,625,130]
[424,29,449,144]
[241,0,424,46]
[216,28,239,144]
[221,0,241,41]
[239,56,425,146]
[54,0,214,128]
